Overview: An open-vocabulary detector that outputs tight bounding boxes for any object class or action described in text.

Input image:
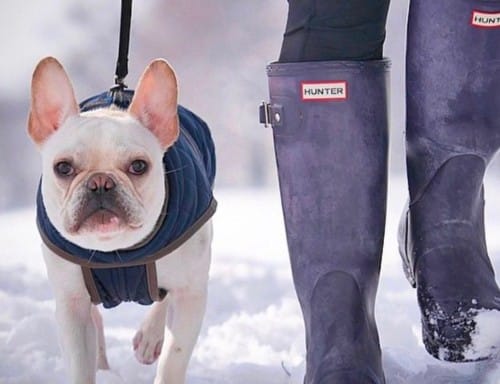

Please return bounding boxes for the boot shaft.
[266,60,390,288]
[406,0,500,201]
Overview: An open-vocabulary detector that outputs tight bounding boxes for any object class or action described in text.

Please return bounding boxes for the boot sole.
[317,368,385,384]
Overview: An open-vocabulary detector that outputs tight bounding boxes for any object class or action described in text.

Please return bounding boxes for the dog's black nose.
[87,173,116,194]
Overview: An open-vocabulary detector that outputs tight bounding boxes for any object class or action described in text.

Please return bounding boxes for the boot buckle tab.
[259,102,283,128]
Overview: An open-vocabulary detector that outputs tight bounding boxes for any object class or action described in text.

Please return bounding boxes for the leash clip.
[111,75,128,92]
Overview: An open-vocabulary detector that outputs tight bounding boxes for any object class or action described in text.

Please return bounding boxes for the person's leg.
[400,0,500,362]
[263,1,390,382]
[279,0,389,62]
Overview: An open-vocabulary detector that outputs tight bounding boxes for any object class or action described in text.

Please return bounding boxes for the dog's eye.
[54,161,75,177]
[129,160,148,175]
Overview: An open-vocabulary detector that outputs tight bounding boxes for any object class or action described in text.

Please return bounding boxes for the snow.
[1,176,500,383]
[464,310,500,362]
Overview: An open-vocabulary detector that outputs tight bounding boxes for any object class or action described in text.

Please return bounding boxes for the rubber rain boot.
[261,59,390,383]
[399,0,500,362]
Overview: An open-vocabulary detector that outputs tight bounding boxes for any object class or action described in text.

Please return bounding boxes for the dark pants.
[279,0,391,62]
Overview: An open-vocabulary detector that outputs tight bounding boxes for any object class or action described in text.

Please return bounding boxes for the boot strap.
[259,102,283,128]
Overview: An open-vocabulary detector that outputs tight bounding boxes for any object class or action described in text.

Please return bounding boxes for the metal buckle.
[259,102,271,128]
[259,102,283,128]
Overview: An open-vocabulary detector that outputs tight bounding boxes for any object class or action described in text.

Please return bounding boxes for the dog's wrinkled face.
[29,57,180,251]
[40,110,167,251]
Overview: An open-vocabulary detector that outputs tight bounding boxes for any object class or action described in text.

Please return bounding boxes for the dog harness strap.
[146,262,167,302]
[81,266,101,305]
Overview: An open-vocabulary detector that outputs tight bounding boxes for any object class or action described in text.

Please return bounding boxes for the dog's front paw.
[133,305,166,365]
[133,329,164,364]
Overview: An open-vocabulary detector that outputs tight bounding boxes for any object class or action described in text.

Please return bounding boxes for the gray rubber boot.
[399,0,500,362]
[262,60,390,384]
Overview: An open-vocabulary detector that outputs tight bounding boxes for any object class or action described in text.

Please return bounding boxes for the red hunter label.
[301,81,348,101]
[471,10,500,28]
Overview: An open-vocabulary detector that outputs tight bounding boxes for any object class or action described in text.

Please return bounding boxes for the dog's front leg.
[91,305,110,370]
[43,246,97,384]
[154,288,207,384]
[56,294,97,383]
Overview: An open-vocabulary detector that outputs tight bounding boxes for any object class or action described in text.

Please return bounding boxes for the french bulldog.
[28,57,215,384]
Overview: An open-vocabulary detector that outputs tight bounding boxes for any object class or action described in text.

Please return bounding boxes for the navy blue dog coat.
[36,89,217,308]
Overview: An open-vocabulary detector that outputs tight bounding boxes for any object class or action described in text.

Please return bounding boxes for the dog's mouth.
[79,208,123,235]
[68,195,142,237]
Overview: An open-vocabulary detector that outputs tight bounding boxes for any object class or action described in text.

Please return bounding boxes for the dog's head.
[29,57,179,252]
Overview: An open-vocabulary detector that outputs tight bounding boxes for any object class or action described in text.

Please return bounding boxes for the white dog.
[28,57,216,384]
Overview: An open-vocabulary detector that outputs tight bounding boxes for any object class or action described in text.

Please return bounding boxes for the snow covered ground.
[1,176,500,383]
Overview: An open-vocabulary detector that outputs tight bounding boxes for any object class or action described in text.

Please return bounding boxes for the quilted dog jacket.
[36,89,217,308]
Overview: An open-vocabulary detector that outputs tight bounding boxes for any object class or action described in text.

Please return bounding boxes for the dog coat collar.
[36,90,217,308]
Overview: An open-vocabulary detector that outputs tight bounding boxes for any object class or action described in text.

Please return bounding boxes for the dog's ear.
[28,57,79,146]
[129,59,179,149]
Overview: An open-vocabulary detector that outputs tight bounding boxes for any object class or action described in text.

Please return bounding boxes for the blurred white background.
[0,0,410,212]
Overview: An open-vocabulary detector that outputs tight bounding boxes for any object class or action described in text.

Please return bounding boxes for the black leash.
[113,0,133,90]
